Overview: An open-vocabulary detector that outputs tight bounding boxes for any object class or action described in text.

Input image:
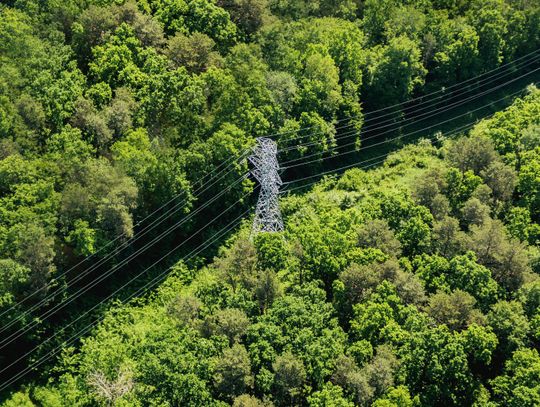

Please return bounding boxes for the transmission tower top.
[249,137,284,236]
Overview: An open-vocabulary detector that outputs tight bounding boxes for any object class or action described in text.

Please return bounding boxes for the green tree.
[272,352,307,405]
[427,16,480,86]
[431,216,466,258]
[218,0,271,39]
[296,53,342,120]
[518,148,540,219]
[59,158,138,247]
[268,0,357,19]
[491,348,540,407]
[6,222,56,292]
[279,112,337,165]
[469,218,529,292]
[89,23,147,89]
[137,65,206,145]
[233,394,273,407]
[363,36,426,109]
[487,300,530,358]
[356,219,402,256]
[214,343,254,400]
[372,385,416,407]
[460,198,490,228]
[201,308,250,344]
[165,31,222,73]
[505,206,538,244]
[0,259,31,311]
[480,160,517,208]
[308,383,353,407]
[247,283,347,386]
[413,252,499,308]
[447,253,499,308]
[446,136,499,175]
[400,324,487,406]
[111,128,193,218]
[467,0,507,69]
[254,269,282,313]
[426,289,485,331]
[151,0,237,47]
[332,345,399,406]
[362,0,398,44]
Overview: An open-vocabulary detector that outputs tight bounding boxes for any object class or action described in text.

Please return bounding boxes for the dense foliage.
[3,87,539,406]
[0,0,539,404]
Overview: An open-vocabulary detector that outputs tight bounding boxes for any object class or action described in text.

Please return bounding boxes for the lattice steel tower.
[249,137,284,235]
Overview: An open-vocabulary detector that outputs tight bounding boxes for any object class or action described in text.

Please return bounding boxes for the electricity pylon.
[249,137,283,236]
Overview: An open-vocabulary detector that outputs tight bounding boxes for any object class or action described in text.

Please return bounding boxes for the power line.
[0,204,252,392]
[359,48,540,117]
[4,68,536,340]
[279,82,536,175]
[280,120,481,195]
[0,174,249,348]
[277,63,540,156]
[362,53,538,132]
[4,51,537,324]
[280,81,537,193]
[0,148,250,323]
[261,48,540,142]
[280,78,537,194]
[0,91,516,390]
[1,50,538,391]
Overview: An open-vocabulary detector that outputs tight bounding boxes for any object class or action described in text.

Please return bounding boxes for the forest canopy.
[0,0,539,405]
[5,87,540,406]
